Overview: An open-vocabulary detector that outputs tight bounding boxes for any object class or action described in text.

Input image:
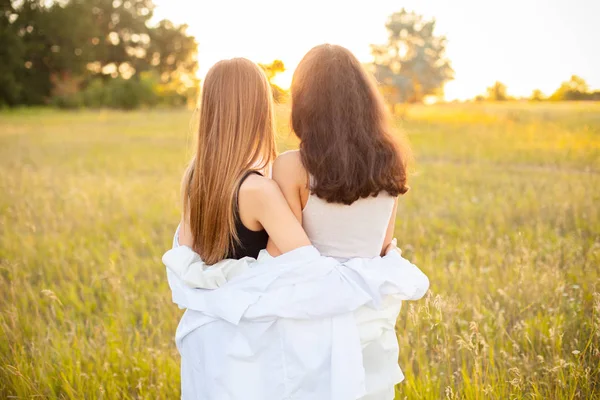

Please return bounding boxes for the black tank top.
[226,171,269,259]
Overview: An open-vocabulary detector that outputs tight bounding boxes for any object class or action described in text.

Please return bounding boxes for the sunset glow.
[154,0,600,100]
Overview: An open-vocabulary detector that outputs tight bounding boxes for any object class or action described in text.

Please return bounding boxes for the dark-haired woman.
[266,44,411,399]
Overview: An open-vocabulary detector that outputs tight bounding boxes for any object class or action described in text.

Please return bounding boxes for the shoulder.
[273,150,307,185]
[273,150,303,171]
[239,173,283,207]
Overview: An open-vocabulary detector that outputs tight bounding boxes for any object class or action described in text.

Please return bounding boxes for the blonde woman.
[178,58,310,261]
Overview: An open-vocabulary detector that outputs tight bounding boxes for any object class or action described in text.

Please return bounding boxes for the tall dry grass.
[0,102,598,399]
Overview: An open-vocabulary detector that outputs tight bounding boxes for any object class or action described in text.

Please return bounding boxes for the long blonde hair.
[182,58,276,264]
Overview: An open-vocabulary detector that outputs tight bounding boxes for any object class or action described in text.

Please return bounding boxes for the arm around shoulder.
[242,175,311,255]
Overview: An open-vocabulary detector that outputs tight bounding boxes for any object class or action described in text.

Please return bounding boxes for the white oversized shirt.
[164,229,429,400]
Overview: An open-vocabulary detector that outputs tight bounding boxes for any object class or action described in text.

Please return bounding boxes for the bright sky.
[153,0,599,100]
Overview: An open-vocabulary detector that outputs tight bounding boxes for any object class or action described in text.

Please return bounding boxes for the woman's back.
[302,191,395,260]
[225,171,269,260]
[267,150,402,400]
[178,57,311,265]
[266,150,398,260]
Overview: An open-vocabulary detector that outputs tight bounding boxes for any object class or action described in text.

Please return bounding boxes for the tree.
[258,59,285,82]
[258,59,287,103]
[530,89,545,102]
[370,9,453,104]
[486,81,508,101]
[0,0,24,106]
[0,0,198,107]
[550,75,590,101]
[3,0,63,104]
[145,19,198,94]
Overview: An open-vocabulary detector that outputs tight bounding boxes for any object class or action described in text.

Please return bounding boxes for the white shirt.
[301,189,399,399]
[164,228,429,400]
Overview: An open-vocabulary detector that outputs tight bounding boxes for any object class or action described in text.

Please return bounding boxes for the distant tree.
[3,0,71,104]
[530,89,545,102]
[370,9,454,104]
[259,59,285,81]
[486,81,508,101]
[79,0,155,76]
[259,59,287,103]
[550,75,591,101]
[0,0,24,106]
[145,19,198,95]
[0,0,198,107]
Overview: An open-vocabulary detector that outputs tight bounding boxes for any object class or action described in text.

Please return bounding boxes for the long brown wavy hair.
[291,44,410,205]
[182,58,276,264]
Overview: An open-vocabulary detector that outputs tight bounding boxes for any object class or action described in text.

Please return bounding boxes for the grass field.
[1,102,599,399]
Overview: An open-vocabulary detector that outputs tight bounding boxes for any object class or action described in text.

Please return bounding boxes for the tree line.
[0,0,198,109]
[1,3,595,109]
[368,9,598,105]
[479,76,600,102]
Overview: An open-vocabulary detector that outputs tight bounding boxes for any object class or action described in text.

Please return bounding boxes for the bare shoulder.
[274,150,303,171]
[273,150,307,185]
[239,173,283,205]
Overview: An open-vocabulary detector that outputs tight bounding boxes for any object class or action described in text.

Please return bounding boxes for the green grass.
[1,102,599,399]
